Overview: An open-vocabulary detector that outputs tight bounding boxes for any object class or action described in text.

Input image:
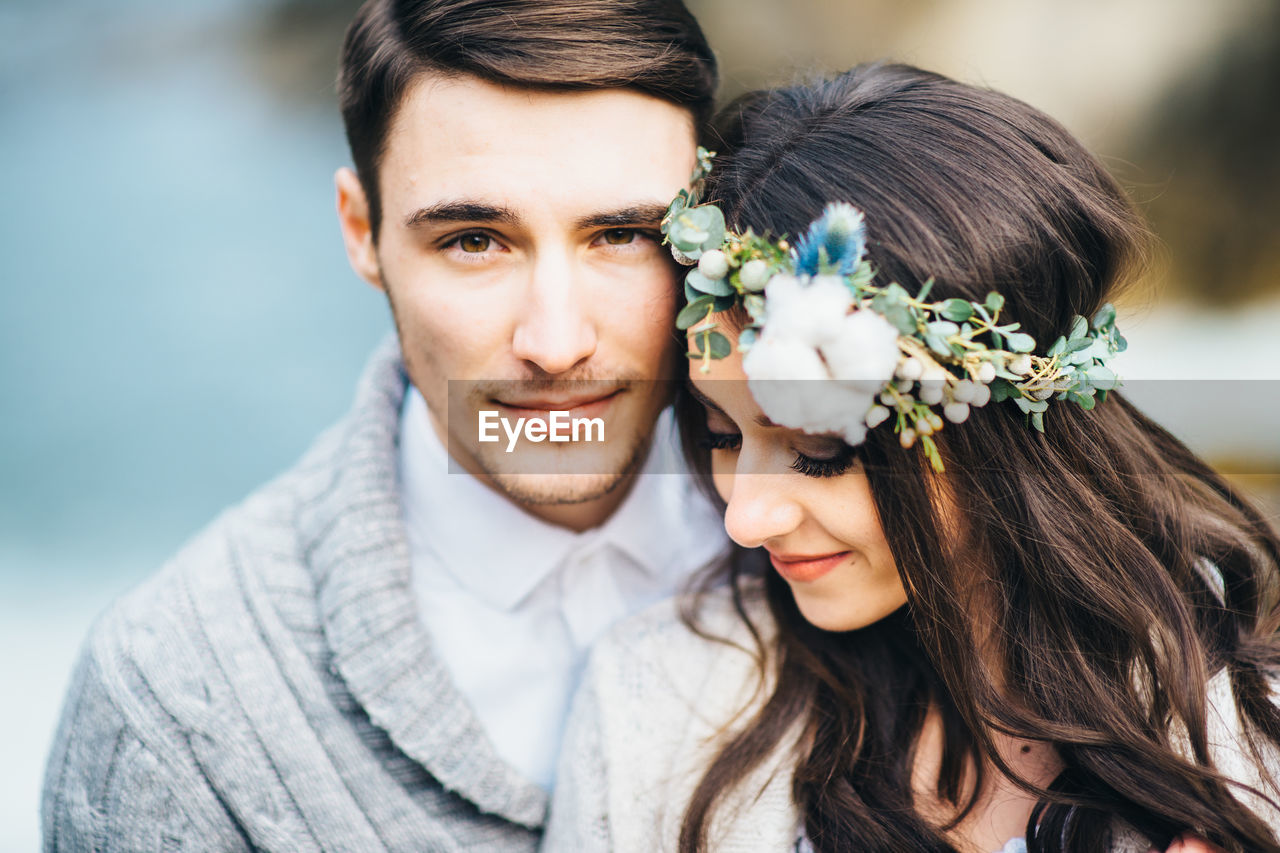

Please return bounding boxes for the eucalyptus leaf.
[1031,411,1045,433]
[925,334,950,357]
[1084,364,1118,390]
[916,278,935,302]
[1092,303,1117,330]
[676,295,714,330]
[985,292,1005,313]
[1006,332,1037,353]
[698,205,727,251]
[926,320,960,337]
[939,299,973,322]
[712,294,738,313]
[1069,315,1088,340]
[1062,337,1093,355]
[989,378,1017,402]
[1047,336,1066,357]
[707,331,732,359]
[686,269,734,297]
[881,303,918,336]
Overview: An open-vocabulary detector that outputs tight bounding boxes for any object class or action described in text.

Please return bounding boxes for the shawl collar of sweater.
[299,335,548,828]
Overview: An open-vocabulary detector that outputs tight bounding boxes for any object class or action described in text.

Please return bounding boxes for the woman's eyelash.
[699,430,859,479]
[698,431,740,451]
[789,448,858,479]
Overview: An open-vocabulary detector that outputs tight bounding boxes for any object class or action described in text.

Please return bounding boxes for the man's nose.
[721,471,805,550]
[511,252,598,375]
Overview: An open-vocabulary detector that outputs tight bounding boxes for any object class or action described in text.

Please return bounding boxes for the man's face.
[336,74,696,527]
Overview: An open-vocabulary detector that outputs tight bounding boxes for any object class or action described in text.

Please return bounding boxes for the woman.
[542,64,1280,852]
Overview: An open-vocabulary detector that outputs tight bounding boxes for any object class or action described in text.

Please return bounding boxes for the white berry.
[951,380,978,404]
[944,402,970,423]
[897,357,925,381]
[698,249,729,280]
[739,259,770,291]
[864,405,891,429]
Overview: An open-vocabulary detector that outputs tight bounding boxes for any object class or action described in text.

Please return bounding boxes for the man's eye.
[458,233,492,253]
[601,228,637,245]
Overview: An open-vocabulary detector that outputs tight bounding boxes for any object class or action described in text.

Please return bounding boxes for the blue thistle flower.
[793,202,867,276]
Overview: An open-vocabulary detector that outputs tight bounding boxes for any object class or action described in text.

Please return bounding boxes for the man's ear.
[335,167,384,291]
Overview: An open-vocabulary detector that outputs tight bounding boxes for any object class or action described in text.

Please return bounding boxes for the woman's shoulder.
[590,579,776,695]
[580,579,779,758]
[572,580,801,851]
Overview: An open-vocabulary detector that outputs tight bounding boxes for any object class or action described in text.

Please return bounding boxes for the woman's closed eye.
[699,428,859,479]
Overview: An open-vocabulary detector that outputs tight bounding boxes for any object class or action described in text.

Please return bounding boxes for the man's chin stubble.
[479,439,648,506]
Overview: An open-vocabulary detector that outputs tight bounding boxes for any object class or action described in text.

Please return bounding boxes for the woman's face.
[688,338,907,632]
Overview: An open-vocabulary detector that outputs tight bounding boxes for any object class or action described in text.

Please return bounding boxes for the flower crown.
[662,148,1126,472]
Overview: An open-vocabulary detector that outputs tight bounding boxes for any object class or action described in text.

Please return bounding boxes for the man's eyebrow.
[574,203,671,231]
[403,201,520,229]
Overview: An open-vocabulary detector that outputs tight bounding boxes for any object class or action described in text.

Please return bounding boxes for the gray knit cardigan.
[42,338,548,852]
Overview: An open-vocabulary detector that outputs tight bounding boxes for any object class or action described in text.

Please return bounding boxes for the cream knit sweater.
[544,584,1280,852]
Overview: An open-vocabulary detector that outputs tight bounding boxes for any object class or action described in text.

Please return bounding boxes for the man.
[42,1,723,849]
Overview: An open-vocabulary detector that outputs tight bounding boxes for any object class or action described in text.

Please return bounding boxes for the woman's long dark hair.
[675,63,1280,853]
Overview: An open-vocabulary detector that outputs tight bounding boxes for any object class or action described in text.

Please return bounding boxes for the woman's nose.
[720,471,805,549]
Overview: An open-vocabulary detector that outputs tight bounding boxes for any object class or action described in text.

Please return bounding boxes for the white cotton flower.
[698,249,729,281]
[761,274,852,347]
[743,334,878,443]
[976,362,997,384]
[742,334,828,432]
[819,309,901,393]
[739,259,771,291]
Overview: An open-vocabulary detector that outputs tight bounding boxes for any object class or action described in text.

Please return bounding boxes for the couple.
[42,1,1280,851]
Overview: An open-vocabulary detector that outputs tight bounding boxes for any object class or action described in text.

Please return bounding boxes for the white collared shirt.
[398,387,727,790]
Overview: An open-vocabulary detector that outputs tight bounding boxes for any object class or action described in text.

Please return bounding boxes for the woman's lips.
[768,550,850,583]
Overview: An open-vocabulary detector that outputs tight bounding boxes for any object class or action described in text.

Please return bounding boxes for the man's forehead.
[382,73,696,180]
[380,74,696,225]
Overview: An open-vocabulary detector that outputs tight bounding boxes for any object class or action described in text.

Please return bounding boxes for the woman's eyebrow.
[686,382,728,416]
[687,381,777,428]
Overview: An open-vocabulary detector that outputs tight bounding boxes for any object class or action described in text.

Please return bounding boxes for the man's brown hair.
[338,0,719,237]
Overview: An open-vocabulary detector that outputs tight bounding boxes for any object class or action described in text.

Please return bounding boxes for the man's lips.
[768,550,850,583]
[492,389,623,417]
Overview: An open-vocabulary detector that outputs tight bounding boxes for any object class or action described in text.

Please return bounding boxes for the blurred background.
[2,0,1277,847]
